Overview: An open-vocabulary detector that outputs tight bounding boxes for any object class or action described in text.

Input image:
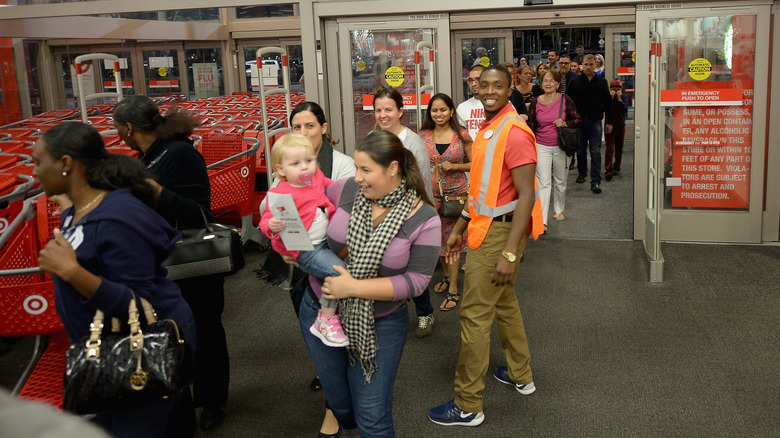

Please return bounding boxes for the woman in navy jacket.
[35,122,196,437]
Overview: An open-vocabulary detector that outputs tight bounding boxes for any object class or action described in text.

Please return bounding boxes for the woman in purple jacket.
[33,122,196,438]
[292,129,441,437]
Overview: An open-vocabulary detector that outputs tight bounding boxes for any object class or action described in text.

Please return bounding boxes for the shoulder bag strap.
[433,155,445,197]
[558,93,565,121]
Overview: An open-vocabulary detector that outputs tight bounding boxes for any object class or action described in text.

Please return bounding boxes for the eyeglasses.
[559,62,571,65]
[467,78,479,83]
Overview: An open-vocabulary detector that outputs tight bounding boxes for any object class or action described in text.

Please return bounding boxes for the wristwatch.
[501,250,517,263]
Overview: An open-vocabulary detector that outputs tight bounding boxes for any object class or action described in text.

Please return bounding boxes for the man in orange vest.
[428,64,543,427]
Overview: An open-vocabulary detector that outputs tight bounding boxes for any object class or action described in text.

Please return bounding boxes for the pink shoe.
[309,312,349,347]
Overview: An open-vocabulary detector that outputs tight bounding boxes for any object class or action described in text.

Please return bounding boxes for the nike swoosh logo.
[459,411,473,419]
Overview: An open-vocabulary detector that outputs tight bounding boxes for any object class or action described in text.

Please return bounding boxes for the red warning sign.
[670,80,753,209]
[362,94,431,110]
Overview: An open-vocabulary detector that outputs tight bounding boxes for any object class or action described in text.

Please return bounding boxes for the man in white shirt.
[456,64,486,141]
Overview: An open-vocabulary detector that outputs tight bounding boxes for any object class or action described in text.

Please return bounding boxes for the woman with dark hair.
[372,85,437,337]
[418,93,471,311]
[113,95,230,431]
[534,63,549,87]
[298,129,440,436]
[527,70,581,228]
[34,122,196,437]
[290,101,355,181]
[510,65,542,115]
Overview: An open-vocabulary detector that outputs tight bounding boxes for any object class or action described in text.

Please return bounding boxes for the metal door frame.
[451,29,513,108]
[332,16,451,155]
[635,2,771,254]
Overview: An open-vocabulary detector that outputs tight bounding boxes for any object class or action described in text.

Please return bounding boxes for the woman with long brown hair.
[299,129,440,436]
[372,85,437,337]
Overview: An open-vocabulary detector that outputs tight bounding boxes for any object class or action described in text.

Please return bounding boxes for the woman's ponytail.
[42,122,157,208]
[87,153,157,209]
[401,148,433,206]
[113,95,199,140]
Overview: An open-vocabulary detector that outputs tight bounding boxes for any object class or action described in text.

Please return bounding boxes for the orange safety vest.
[467,111,544,249]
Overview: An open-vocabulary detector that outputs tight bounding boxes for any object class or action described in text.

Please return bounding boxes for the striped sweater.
[308,177,441,317]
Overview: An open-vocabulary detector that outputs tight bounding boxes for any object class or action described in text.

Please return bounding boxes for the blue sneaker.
[493,367,536,395]
[428,399,484,427]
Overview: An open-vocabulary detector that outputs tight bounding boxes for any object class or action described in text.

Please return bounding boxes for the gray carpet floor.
[190,240,779,438]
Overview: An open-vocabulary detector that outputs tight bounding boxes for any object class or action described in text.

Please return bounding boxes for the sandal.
[433,276,450,293]
[439,293,460,311]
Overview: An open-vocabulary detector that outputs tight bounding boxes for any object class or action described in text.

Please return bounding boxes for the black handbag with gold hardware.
[557,93,581,157]
[434,155,469,218]
[62,295,194,415]
[161,207,245,280]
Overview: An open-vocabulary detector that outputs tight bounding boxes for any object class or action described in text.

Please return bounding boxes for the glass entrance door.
[142,48,183,98]
[453,31,512,105]
[335,17,451,151]
[636,5,770,246]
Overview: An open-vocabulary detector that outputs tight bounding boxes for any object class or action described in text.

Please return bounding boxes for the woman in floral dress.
[418,93,471,311]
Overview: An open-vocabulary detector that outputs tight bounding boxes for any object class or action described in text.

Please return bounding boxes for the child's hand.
[269,218,286,233]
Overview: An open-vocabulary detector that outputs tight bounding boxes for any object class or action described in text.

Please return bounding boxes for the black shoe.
[613,169,621,176]
[605,172,613,181]
[310,376,322,391]
[318,429,341,438]
[200,407,226,431]
[591,183,602,194]
[576,175,586,183]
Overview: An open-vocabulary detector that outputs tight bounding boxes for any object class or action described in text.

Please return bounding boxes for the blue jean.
[577,119,603,184]
[297,241,345,309]
[299,290,408,437]
[412,287,434,317]
[96,378,196,438]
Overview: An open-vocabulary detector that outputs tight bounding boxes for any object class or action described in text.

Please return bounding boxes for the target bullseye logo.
[241,166,249,178]
[23,295,48,315]
[0,218,8,234]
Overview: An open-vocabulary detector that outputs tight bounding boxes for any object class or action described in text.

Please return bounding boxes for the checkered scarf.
[340,178,416,383]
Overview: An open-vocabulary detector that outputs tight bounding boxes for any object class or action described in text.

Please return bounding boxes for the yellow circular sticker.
[356,60,366,72]
[479,56,491,67]
[631,51,636,63]
[385,66,404,87]
[688,58,712,81]
[159,67,168,78]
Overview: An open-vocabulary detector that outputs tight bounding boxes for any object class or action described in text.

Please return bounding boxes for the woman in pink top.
[259,134,349,348]
[526,70,581,228]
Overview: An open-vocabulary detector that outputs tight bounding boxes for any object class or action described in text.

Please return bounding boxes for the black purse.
[63,295,195,415]
[434,155,468,218]
[162,207,245,280]
[557,94,580,157]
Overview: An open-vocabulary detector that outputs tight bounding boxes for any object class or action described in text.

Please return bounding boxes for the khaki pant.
[454,221,533,413]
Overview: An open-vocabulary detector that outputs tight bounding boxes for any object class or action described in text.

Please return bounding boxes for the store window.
[515,27,603,68]
[243,44,303,93]
[166,8,220,22]
[235,5,295,19]
[93,12,160,20]
[184,48,224,100]
[21,42,42,116]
